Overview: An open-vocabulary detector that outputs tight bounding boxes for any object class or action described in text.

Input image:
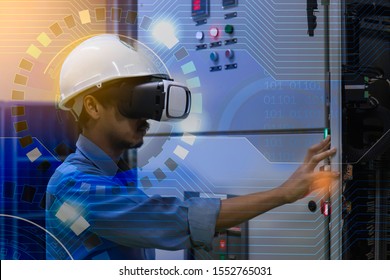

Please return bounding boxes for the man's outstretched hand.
[279,136,339,203]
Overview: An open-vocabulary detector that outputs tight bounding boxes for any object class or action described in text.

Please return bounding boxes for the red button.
[219,239,226,249]
[225,49,234,59]
[210,27,219,38]
[321,200,331,216]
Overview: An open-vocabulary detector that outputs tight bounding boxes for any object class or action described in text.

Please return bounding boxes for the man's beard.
[120,120,149,150]
[118,138,144,150]
[129,139,144,149]
[137,120,150,134]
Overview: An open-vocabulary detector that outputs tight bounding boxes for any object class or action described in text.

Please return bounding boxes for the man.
[46,34,338,260]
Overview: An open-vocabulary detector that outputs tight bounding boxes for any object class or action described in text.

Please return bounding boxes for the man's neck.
[81,131,123,163]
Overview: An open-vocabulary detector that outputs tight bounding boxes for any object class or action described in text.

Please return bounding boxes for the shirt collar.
[76,134,119,176]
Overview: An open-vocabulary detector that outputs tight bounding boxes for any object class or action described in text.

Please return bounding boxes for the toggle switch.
[210,51,219,61]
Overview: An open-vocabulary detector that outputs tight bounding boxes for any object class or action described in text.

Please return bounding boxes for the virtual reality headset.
[79,75,191,122]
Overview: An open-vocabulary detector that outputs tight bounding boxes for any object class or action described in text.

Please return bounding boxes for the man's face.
[99,103,150,150]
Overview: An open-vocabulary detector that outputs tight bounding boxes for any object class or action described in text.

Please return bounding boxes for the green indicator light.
[324,128,329,139]
[225,24,234,34]
[220,254,226,260]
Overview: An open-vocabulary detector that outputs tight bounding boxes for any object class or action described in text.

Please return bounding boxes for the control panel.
[137,0,339,260]
[137,0,328,133]
[193,1,238,72]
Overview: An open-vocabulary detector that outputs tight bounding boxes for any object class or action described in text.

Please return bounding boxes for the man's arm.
[216,136,338,230]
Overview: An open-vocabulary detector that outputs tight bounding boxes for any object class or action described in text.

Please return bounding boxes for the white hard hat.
[59,34,170,118]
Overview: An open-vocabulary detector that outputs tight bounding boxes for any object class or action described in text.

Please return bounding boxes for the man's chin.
[131,140,144,149]
[124,139,143,150]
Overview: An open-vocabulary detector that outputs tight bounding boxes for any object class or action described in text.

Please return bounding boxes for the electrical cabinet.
[137,0,342,259]
[1,0,389,260]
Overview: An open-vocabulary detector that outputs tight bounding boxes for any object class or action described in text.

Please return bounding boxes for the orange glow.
[0,0,108,102]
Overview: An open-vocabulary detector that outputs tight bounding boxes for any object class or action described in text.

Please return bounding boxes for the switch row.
[210,49,235,61]
[196,24,234,40]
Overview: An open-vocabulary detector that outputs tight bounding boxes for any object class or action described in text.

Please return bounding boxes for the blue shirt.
[46,134,220,260]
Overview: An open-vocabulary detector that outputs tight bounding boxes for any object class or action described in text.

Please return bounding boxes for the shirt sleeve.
[185,197,221,250]
[49,171,221,251]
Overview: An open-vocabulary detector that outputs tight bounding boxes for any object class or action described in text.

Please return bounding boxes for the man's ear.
[83,95,101,120]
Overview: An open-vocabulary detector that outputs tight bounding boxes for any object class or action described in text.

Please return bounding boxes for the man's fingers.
[308,147,337,167]
[304,136,331,163]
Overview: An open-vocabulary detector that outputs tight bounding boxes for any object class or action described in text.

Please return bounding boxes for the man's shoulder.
[48,153,105,188]
[60,150,107,174]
